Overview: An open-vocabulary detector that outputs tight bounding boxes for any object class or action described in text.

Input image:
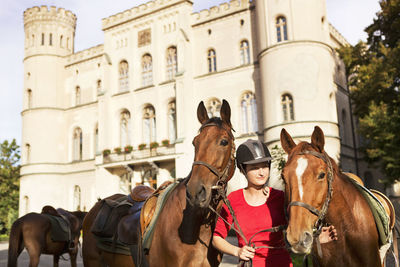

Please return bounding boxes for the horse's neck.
[327,173,367,226]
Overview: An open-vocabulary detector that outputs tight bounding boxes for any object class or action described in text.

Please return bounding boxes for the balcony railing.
[103,145,175,164]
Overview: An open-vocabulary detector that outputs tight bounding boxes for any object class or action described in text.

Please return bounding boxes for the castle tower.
[20,6,76,214]
[255,0,340,159]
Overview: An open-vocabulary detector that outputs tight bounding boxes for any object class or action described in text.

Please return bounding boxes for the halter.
[192,122,236,188]
[286,150,334,236]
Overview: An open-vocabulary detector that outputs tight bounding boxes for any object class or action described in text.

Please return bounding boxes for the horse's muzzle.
[186,184,210,208]
[285,231,313,255]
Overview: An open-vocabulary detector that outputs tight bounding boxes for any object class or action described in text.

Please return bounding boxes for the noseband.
[191,122,235,189]
[287,150,334,235]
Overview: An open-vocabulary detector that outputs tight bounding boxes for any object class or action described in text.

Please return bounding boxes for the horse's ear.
[311,126,325,152]
[220,99,232,128]
[280,128,296,154]
[197,101,209,125]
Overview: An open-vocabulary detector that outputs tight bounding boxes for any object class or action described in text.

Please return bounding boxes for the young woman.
[212,139,337,267]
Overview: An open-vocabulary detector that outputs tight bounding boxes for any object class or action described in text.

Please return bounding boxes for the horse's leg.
[53,254,60,267]
[69,251,78,267]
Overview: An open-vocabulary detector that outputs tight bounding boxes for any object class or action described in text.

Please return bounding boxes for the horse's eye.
[318,172,326,180]
[220,139,228,146]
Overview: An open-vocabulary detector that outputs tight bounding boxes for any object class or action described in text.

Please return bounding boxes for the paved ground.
[0,239,238,267]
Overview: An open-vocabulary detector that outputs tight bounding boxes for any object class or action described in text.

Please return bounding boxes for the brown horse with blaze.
[82,100,236,267]
[280,126,394,267]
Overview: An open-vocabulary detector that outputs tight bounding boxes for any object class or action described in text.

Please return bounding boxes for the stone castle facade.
[20,0,380,215]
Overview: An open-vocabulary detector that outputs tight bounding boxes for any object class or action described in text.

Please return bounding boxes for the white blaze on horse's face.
[295,157,308,200]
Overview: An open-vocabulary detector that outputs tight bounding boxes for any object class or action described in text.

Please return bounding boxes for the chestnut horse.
[7,207,86,267]
[82,100,236,266]
[280,126,394,267]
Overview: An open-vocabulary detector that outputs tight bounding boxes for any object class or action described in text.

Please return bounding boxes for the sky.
[0,0,381,145]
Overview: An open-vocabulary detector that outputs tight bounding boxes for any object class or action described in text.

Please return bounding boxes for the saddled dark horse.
[7,206,87,267]
[280,126,396,267]
[82,100,236,266]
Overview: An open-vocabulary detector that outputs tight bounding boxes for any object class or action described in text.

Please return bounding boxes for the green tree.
[0,139,20,234]
[337,0,400,184]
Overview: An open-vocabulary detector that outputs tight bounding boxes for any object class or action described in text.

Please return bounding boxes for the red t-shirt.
[213,188,292,267]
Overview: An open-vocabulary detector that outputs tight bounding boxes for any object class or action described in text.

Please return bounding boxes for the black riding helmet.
[236,139,272,173]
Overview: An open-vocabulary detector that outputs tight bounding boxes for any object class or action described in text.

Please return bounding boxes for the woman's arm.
[212,236,255,261]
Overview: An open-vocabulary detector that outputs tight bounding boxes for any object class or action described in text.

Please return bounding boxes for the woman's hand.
[319,225,338,244]
[237,245,255,261]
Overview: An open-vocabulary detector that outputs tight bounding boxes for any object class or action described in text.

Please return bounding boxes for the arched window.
[60,35,63,48]
[276,16,288,42]
[25,143,31,163]
[166,46,177,80]
[23,196,29,214]
[31,34,35,46]
[208,49,217,73]
[119,60,129,92]
[143,105,156,144]
[73,127,83,161]
[97,80,102,95]
[142,54,153,86]
[27,89,32,109]
[75,86,81,106]
[49,33,53,46]
[241,92,258,133]
[94,125,99,156]
[240,40,250,65]
[281,94,294,121]
[120,110,131,147]
[206,98,221,118]
[168,101,177,142]
[67,37,70,50]
[41,33,45,45]
[73,185,81,211]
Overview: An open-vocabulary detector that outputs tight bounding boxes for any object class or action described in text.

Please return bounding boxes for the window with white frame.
[168,101,177,142]
[240,40,250,65]
[120,110,131,147]
[166,46,177,80]
[73,185,81,210]
[281,94,294,121]
[142,54,153,86]
[143,105,156,144]
[75,86,81,106]
[241,92,258,133]
[206,98,221,118]
[119,60,129,92]
[276,16,288,42]
[208,49,217,73]
[73,127,83,161]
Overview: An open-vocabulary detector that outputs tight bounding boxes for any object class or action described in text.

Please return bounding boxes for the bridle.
[191,122,236,191]
[286,149,334,236]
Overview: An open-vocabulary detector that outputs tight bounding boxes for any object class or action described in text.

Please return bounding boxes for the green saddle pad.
[348,178,391,246]
[44,214,70,242]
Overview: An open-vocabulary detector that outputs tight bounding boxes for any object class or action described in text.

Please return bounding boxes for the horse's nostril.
[301,231,313,247]
[197,185,207,202]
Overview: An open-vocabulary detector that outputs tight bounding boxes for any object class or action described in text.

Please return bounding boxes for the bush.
[150,142,159,149]
[124,145,133,153]
[161,139,170,146]
[138,143,147,150]
[102,149,111,157]
[114,147,122,154]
